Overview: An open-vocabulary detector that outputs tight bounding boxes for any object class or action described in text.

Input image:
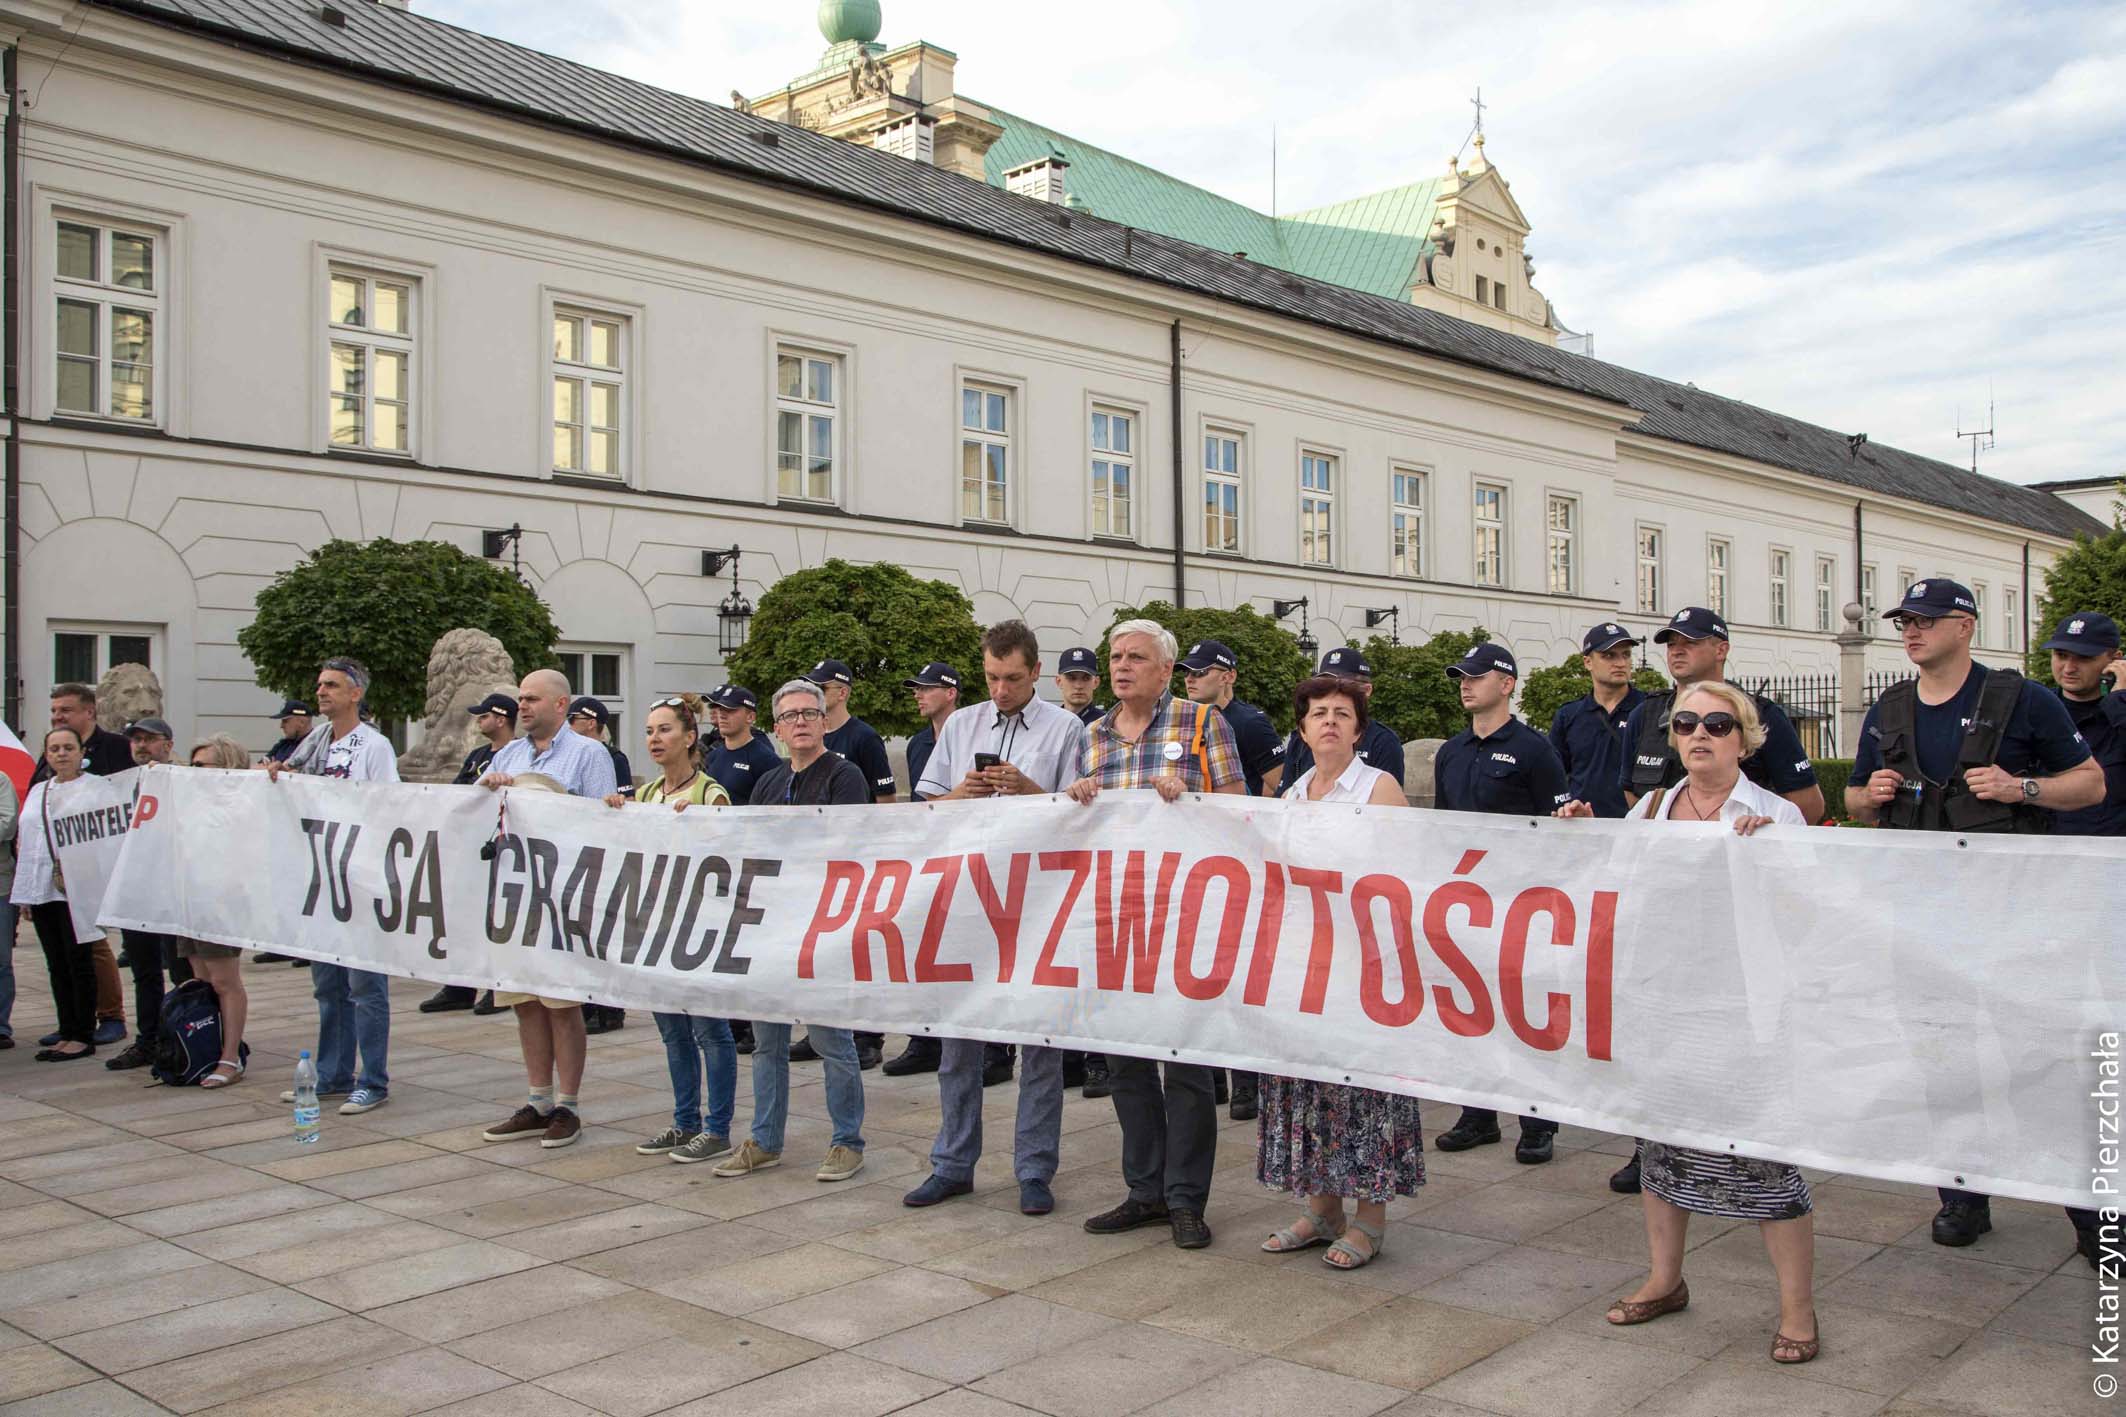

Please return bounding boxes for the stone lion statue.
[96,661,162,735]
[396,628,519,783]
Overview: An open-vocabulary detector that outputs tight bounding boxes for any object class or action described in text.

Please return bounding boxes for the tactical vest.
[1873,667,2047,834]
[1627,688,1785,795]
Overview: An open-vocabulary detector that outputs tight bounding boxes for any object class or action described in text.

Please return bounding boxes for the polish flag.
[0,721,34,801]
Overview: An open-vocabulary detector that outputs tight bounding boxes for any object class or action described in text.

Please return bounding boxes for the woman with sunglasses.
[1567,681,1817,1364]
[603,694,739,1165]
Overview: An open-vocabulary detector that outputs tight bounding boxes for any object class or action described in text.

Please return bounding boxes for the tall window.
[1862,565,1880,635]
[552,309,624,479]
[1815,556,1836,632]
[1769,549,1791,627]
[960,383,1011,524]
[51,623,158,685]
[55,218,159,422]
[1545,494,1577,595]
[1299,452,1336,566]
[1706,538,1730,617]
[1636,526,1663,614]
[1204,432,1241,553]
[328,267,413,454]
[2006,586,2021,650]
[1972,583,1988,648]
[1473,482,1506,586]
[1091,408,1135,538]
[554,646,625,725]
[775,349,838,501]
[1391,469,1425,577]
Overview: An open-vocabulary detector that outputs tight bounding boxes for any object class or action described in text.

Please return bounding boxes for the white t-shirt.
[317,723,400,784]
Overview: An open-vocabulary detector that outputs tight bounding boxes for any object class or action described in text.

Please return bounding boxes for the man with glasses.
[713,679,870,1184]
[1847,579,2101,1251]
[1274,647,1405,796]
[903,622,1090,1213]
[1433,644,1571,1164]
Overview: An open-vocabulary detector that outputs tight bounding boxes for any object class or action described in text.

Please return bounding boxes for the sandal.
[1262,1210,1346,1253]
[199,1059,245,1089]
[1770,1322,1819,1364]
[1323,1218,1385,1270]
[1606,1278,1689,1325]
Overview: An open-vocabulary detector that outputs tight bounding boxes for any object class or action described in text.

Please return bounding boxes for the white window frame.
[1636,523,1664,615]
[1769,547,1791,628]
[2006,585,2021,651]
[958,378,1016,526]
[773,343,844,505]
[1089,400,1144,542]
[1705,537,1731,618]
[1391,465,1427,579]
[554,644,629,728]
[49,620,163,688]
[321,259,421,458]
[52,214,164,425]
[1299,448,1338,567]
[1815,555,1837,632]
[544,292,641,484]
[34,190,189,434]
[1203,426,1245,556]
[1544,491,1577,596]
[1972,582,1988,649]
[1863,565,1883,635]
[1473,480,1508,587]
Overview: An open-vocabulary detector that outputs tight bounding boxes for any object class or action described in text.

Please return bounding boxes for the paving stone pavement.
[0,952,2100,1415]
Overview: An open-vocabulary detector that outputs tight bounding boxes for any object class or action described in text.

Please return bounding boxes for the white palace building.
[0,0,2105,754]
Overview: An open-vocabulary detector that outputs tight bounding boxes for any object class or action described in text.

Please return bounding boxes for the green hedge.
[1813,758,1856,823]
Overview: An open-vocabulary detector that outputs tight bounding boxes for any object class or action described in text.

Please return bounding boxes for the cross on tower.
[1470,86,1486,138]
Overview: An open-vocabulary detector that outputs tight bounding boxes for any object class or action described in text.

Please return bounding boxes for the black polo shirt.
[1215,698,1285,797]
[823,715,895,801]
[1436,715,1571,817]
[1075,702,1106,726]
[707,731,784,805]
[1549,687,1645,819]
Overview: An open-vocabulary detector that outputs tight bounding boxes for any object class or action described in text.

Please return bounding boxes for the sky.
[425,0,2126,487]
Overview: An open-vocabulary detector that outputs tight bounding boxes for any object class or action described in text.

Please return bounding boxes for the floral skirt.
[1640,1140,1811,1220]
[1256,1075,1425,1203]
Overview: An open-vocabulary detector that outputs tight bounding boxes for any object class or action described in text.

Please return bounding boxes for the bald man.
[480,670,615,798]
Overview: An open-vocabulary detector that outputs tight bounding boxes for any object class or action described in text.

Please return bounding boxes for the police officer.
[1846,579,2102,1250]
[267,700,313,764]
[1056,646,1106,726]
[1178,638,1284,1120]
[1276,647,1406,795]
[903,661,962,797]
[704,686,782,806]
[1619,607,1825,826]
[2040,609,2124,1268]
[1431,643,1572,1164]
[567,697,634,791]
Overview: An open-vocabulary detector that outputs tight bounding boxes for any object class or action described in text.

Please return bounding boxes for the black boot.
[1061,1050,1087,1088]
[1212,1070,1230,1106]
[419,986,475,1013]
[1609,1148,1643,1194]
[788,1032,820,1062]
[1082,1055,1112,1098]
[981,1043,1014,1087]
[1228,1071,1257,1122]
[472,991,503,1016]
[1931,1197,1992,1247]
[883,1037,942,1076]
[731,1020,755,1055]
[1434,1111,1503,1152]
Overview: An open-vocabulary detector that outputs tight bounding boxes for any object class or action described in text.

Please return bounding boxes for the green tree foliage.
[724,559,982,738]
[1355,629,1490,742]
[2026,527,2126,686]
[1812,758,1857,822]
[1099,603,1313,732]
[1518,659,1672,732]
[237,539,558,730]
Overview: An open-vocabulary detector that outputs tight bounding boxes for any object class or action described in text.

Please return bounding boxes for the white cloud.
[421,0,2124,485]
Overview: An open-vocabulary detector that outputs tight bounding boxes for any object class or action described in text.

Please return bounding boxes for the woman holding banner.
[604,695,740,1166]
[1256,675,1420,1271]
[11,727,98,1061]
[1591,681,1818,1363]
[174,735,254,1088]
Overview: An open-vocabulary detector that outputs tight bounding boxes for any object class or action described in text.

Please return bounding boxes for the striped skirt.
[1640,1141,1812,1221]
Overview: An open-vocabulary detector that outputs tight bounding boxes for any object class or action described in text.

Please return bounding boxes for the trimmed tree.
[1519,660,1672,732]
[1100,602,1312,732]
[723,559,982,738]
[237,539,558,732]
[1357,629,1489,743]
[2026,527,2126,686]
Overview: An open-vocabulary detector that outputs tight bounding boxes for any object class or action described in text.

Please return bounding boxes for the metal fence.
[1727,671,1915,758]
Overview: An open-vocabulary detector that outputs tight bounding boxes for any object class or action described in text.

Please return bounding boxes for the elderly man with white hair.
[1067,619,1245,1250]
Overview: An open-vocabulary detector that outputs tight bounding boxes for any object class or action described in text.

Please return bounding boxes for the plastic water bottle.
[292,1051,321,1146]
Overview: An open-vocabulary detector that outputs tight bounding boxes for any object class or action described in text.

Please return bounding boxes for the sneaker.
[482,1105,552,1142]
[540,1107,581,1148]
[338,1087,388,1115]
[711,1140,781,1177]
[817,1145,865,1183]
[93,1019,128,1046]
[281,1086,351,1103]
[104,1041,156,1071]
[637,1127,697,1156]
[671,1133,733,1165]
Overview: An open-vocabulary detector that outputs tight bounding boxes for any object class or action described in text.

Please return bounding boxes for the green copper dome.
[818,0,882,45]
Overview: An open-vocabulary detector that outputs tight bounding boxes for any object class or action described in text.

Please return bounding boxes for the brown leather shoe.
[481,1105,549,1143]
[1606,1279,1689,1325]
[540,1107,581,1149]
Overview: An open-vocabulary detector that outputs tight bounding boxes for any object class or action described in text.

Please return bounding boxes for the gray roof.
[91,0,2105,543]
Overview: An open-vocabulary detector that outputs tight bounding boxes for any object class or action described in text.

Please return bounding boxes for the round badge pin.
[1162,741,1184,761]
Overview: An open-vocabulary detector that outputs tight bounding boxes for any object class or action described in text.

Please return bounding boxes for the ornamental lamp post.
[702,546,753,654]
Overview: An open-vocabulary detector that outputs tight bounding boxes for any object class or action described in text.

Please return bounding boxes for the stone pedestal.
[1835,603,1870,759]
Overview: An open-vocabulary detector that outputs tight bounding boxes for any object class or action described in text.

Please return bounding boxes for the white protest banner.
[98,765,2123,1209]
[42,767,143,943]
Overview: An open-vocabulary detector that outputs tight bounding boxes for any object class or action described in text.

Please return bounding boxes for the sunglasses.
[1669,711,1738,738]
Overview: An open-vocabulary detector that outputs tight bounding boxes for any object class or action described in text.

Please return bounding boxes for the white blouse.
[1287,755,1391,804]
[10,778,69,907]
[1628,773,1805,826]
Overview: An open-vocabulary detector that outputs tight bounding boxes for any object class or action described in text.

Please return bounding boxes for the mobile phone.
[974,752,1003,771]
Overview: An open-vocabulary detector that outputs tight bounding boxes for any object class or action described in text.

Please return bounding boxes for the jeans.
[1454,1107,1556,1139]
[121,930,192,1046]
[311,963,389,1093]
[747,1021,863,1154]
[0,905,16,1039]
[1111,1057,1217,1210]
[31,902,95,1045]
[933,1039,1062,1183]
[654,1012,736,1138]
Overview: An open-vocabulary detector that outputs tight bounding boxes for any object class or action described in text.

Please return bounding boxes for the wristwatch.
[2020,777,2040,802]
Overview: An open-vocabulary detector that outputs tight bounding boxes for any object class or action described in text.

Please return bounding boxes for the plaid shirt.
[1076,692,1245,791]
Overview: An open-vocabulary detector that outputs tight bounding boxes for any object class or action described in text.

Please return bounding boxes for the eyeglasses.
[1669,711,1738,738]
[1892,614,1939,631]
[774,708,826,724]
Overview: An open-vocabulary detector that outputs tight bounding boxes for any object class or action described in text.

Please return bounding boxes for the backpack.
[150,979,247,1086]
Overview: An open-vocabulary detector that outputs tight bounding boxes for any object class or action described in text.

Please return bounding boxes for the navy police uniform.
[901,662,962,797]
[704,686,782,806]
[1617,607,1818,805]
[1548,623,1646,819]
[1178,640,1284,798]
[808,659,896,802]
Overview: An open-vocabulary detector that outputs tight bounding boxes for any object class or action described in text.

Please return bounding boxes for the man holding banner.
[1069,619,1245,1250]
